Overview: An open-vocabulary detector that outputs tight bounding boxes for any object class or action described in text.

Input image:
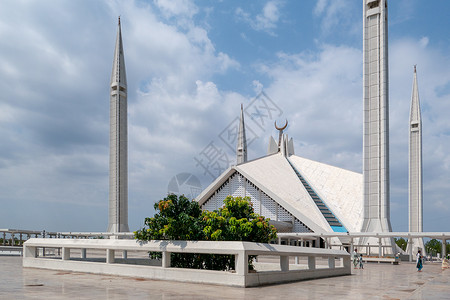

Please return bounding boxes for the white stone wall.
[202,172,311,233]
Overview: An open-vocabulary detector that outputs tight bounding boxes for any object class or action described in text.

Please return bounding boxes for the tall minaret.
[108,17,129,233]
[361,0,393,250]
[407,66,425,254]
[236,104,247,165]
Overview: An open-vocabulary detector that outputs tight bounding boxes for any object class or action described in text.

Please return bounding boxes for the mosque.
[107,1,424,254]
[195,0,425,254]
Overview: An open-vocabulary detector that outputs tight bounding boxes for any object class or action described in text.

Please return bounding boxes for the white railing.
[23,238,350,287]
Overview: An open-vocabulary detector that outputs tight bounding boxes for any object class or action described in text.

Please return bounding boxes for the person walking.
[352,249,359,269]
[416,250,423,272]
[359,254,364,269]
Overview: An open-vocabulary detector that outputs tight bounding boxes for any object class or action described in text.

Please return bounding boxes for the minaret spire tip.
[118,16,121,26]
[414,64,417,73]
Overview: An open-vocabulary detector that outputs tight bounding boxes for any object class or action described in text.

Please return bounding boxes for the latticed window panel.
[233,174,246,198]
[277,205,291,222]
[201,171,312,233]
[261,192,277,220]
[245,180,260,214]
[202,195,216,212]
[217,178,230,209]
[294,219,311,233]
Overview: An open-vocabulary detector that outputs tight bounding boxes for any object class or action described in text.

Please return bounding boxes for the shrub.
[134,194,277,271]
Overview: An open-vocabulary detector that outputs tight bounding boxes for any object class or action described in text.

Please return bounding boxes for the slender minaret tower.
[361,0,394,252]
[407,66,425,255]
[236,104,247,165]
[108,17,129,233]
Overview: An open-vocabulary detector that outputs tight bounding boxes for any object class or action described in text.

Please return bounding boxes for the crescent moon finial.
[274,119,288,131]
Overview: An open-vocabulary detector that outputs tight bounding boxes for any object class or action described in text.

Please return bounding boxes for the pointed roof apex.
[414,64,417,73]
[118,16,121,26]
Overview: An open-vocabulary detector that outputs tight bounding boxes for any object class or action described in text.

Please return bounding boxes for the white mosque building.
[196,0,425,254]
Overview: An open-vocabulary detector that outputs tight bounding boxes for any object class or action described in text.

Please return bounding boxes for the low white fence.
[23,238,351,287]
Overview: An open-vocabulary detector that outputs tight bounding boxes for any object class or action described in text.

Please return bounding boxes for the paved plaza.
[0,256,449,299]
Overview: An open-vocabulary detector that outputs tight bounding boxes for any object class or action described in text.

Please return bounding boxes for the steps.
[287,158,346,232]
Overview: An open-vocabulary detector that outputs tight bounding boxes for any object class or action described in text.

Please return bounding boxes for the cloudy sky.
[1,0,449,233]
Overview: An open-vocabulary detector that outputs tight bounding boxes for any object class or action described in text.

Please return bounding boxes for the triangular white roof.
[196,153,363,234]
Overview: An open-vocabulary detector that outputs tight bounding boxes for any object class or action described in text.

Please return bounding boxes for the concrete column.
[308,256,316,270]
[162,252,171,268]
[343,255,351,270]
[24,245,37,258]
[122,250,128,259]
[81,248,87,259]
[280,256,289,271]
[278,237,281,245]
[316,237,320,248]
[19,233,23,245]
[106,249,115,264]
[300,238,304,247]
[349,238,354,254]
[10,233,14,246]
[328,256,335,269]
[295,256,299,264]
[408,236,413,262]
[236,251,248,275]
[2,232,5,246]
[62,247,70,260]
[378,238,382,259]
[442,239,447,259]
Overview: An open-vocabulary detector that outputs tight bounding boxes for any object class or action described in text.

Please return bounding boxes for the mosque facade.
[196,0,424,253]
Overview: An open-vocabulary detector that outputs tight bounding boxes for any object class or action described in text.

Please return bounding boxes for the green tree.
[202,196,277,243]
[425,239,441,256]
[134,194,277,271]
[395,238,407,251]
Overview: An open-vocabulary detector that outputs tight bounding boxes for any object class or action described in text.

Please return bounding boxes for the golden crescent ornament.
[274,120,288,131]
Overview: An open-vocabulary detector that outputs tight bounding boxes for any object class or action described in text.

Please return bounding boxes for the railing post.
[308,256,316,270]
[62,247,70,260]
[122,250,128,259]
[236,251,248,275]
[280,255,289,271]
[162,251,171,268]
[81,248,87,259]
[343,254,351,270]
[106,249,115,263]
[328,256,335,268]
[24,245,37,258]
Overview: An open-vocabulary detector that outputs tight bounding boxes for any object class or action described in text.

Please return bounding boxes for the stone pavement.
[0,256,449,299]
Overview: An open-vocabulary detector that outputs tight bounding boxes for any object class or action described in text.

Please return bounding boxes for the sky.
[1,0,450,233]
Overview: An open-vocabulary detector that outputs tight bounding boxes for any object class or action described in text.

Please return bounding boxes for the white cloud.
[235,1,283,35]
[154,0,198,18]
[312,0,358,37]
[419,36,429,48]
